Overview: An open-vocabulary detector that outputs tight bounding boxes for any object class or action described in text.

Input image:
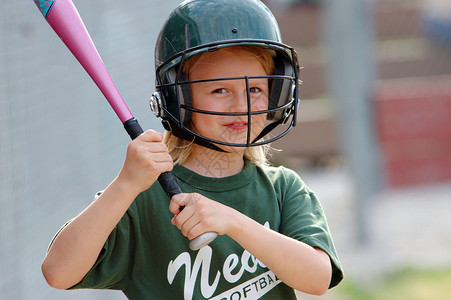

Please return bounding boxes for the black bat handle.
[124,117,144,140]
[123,117,217,250]
[157,172,183,198]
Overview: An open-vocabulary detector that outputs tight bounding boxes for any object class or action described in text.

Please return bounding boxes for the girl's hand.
[169,193,236,240]
[117,130,173,195]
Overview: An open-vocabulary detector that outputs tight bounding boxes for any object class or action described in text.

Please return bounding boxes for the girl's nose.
[230,88,249,113]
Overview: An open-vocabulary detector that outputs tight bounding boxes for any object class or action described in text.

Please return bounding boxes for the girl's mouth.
[225,122,248,131]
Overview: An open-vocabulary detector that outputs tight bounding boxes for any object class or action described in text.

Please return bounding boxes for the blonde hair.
[164,46,275,166]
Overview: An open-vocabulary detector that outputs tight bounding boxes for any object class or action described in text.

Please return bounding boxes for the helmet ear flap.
[164,68,193,124]
[267,52,296,122]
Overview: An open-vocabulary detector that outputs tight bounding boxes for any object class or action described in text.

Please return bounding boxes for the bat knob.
[189,232,218,251]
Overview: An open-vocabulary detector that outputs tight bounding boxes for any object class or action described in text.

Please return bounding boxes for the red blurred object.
[376,76,451,187]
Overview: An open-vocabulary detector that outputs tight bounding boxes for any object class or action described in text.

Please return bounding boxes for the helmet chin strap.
[162,120,227,152]
[163,117,285,153]
[251,118,284,144]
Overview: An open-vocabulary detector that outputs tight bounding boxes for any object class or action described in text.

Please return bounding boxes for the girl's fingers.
[169,193,222,239]
[169,193,193,214]
[135,129,163,142]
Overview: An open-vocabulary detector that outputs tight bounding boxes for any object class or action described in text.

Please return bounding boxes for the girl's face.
[188,48,269,152]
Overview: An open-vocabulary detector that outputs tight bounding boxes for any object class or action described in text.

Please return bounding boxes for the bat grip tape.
[124,117,144,140]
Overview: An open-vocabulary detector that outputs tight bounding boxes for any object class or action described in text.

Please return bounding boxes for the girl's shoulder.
[257,163,302,182]
[255,163,310,192]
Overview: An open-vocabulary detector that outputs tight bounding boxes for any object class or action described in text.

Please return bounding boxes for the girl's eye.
[249,87,261,93]
[213,88,227,94]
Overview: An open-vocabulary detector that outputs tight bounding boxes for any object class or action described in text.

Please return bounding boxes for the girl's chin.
[199,142,247,154]
[191,141,246,154]
[219,145,247,154]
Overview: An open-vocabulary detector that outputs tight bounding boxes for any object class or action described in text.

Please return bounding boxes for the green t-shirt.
[68,160,343,299]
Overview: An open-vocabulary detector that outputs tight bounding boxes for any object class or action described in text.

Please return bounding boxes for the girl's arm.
[42,130,173,289]
[227,213,332,295]
[170,193,332,296]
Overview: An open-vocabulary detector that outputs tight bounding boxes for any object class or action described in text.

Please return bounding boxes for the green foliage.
[333,267,451,300]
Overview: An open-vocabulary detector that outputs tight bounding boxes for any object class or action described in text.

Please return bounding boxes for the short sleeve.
[69,192,137,291]
[278,168,344,288]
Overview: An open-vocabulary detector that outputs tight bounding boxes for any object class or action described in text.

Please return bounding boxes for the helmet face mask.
[152,0,301,150]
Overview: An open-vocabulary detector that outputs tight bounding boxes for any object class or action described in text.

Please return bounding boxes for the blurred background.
[1,0,450,299]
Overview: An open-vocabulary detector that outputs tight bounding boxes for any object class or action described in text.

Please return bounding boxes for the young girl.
[42,0,343,299]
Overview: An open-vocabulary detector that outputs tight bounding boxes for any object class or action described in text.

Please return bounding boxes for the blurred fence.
[0,1,179,299]
[269,0,451,188]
